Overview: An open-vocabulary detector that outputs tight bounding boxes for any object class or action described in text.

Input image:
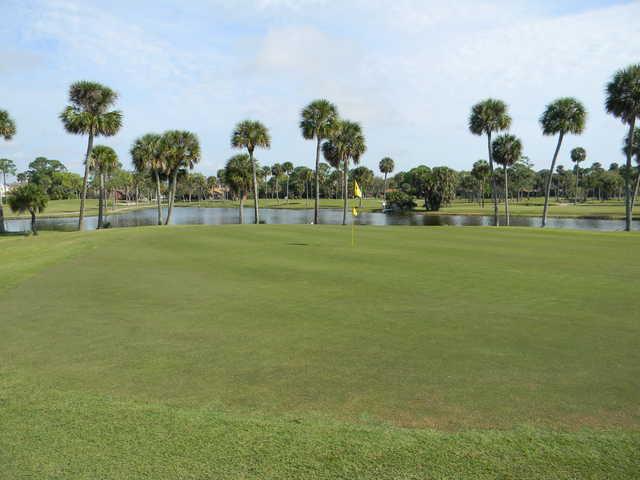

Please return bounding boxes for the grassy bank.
[1,226,639,477]
[3,198,152,219]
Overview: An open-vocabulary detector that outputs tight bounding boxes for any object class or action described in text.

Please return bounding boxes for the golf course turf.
[1,225,639,478]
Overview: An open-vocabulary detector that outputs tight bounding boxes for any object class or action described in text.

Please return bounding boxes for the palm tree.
[90,145,120,229]
[160,130,201,225]
[539,98,586,227]
[469,99,511,226]
[570,147,586,204]
[7,183,48,235]
[0,110,16,234]
[60,81,122,230]
[606,64,640,231]
[231,120,271,224]
[300,100,339,224]
[471,160,490,207]
[322,120,366,225]
[492,134,523,226]
[131,133,165,225]
[379,157,394,203]
[223,154,253,224]
[282,161,293,202]
[271,163,283,203]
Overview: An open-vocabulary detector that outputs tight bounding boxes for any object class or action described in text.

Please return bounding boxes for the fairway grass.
[1,226,639,478]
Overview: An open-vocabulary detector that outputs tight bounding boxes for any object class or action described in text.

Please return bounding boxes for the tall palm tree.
[492,134,523,226]
[90,145,120,229]
[231,120,271,225]
[131,133,165,225]
[300,100,339,224]
[471,160,490,207]
[0,158,17,201]
[271,163,283,204]
[469,99,511,226]
[322,120,366,225]
[606,64,640,231]
[539,98,586,227]
[7,183,48,235]
[161,130,201,225]
[282,161,293,202]
[224,154,253,224]
[379,157,394,202]
[0,110,16,234]
[60,81,122,230]
[570,147,586,204]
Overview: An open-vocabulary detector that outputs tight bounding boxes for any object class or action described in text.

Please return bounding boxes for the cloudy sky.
[2,0,639,178]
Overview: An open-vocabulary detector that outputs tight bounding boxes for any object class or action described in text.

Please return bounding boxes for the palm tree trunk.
[30,209,37,235]
[342,158,348,225]
[631,166,640,213]
[286,175,290,203]
[164,170,178,225]
[574,166,579,205]
[239,194,244,224]
[542,132,564,228]
[78,130,94,231]
[314,137,321,224]
[250,150,259,224]
[154,171,162,225]
[383,172,388,204]
[487,133,499,227]
[97,173,105,229]
[624,120,636,231]
[504,166,510,226]
[0,174,5,234]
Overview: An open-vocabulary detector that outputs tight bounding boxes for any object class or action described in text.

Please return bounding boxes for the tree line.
[1,63,640,233]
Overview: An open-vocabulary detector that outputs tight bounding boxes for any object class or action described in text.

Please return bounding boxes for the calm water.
[5,206,638,232]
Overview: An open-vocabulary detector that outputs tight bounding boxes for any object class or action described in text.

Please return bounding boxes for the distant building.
[0,182,17,200]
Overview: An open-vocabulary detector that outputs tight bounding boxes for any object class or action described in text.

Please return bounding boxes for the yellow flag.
[354,180,362,198]
[352,207,358,217]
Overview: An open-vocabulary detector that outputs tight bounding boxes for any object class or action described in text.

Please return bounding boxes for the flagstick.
[352,217,355,247]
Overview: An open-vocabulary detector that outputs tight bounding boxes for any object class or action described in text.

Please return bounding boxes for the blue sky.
[1,0,639,178]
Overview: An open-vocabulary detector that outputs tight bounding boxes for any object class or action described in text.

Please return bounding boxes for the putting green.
[1,225,639,478]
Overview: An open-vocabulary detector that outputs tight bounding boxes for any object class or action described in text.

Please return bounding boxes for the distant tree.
[231,120,271,224]
[60,81,122,230]
[224,154,253,224]
[492,134,523,225]
[385,191,416,211]
[424,167,458,212]
[622,127,640,207]
[570,147,587,204]
[89,145,120,229]
[469,99,511,226]
[350,166,374,206]
[299,167,314,206]
[161,130,201,225]
[322,120,366,225]
[539,98,586,226]
[378,157,394,202]
[282,161,294,202]
[0,158,17,206]
[471,160,490,207]
[131,133,165,225]
[606,64,640,230]
[0,111,16,233]
[300,99,339,224]
[7,183,48,235]
[271,163,284,203]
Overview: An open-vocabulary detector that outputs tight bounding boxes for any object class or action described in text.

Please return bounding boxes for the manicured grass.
[1,226,639,478]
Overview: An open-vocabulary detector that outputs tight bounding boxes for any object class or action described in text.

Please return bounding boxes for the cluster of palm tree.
[131,131,201,226]
[469,63,640,231]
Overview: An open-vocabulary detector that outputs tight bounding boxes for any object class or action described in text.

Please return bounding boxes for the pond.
[5,206,639,232]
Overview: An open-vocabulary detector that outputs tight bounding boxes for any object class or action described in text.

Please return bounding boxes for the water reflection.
[5,206,637,232]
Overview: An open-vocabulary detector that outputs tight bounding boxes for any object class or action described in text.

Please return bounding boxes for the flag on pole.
[354,180,362,198]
